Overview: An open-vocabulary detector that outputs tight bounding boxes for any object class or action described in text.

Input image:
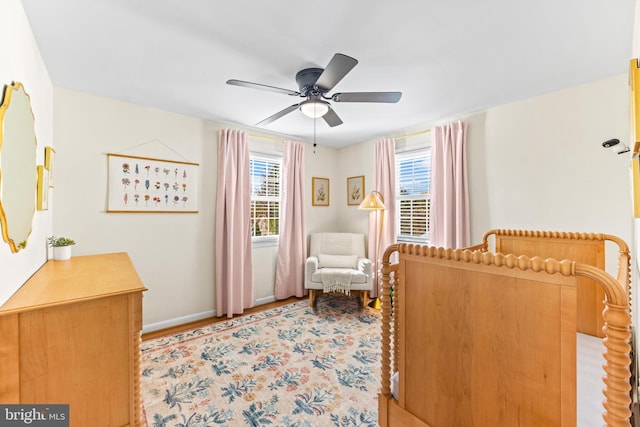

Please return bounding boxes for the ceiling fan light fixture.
[299,99,330,118]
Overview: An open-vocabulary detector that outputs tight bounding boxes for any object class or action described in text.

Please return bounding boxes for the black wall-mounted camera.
[602,138,620,148]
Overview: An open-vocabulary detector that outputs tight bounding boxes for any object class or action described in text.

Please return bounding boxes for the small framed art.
[347,175,364,205]
[312,177,330,206]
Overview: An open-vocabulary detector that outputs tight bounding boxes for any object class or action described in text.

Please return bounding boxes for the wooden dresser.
[0,253,146,427]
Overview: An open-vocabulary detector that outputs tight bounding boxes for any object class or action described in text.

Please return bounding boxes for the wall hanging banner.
[107,153,199,213]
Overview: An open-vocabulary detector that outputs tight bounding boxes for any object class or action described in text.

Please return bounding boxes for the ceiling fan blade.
[332,92,402,103]
[315,54,358,92]
[227,79,300,97]
[255,104,300,126]
[322,108,343,127]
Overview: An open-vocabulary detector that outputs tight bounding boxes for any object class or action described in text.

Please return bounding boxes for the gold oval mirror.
[0,82,38,252]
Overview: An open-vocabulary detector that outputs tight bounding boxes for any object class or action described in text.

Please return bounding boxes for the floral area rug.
[141,295,381,427]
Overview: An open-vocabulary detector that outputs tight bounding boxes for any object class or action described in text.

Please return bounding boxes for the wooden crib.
[377,230,632,427]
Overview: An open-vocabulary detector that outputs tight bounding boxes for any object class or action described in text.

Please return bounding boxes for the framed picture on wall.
[312,177,330,206]
[347,175,364,206]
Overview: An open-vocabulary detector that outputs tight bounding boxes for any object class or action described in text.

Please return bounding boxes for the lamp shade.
[299,99,330,118]
[358,190,386,210]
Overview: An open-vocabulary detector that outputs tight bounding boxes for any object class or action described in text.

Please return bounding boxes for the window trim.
[249,151,282,246]
[395,146,431,245]
[252,235,279,248]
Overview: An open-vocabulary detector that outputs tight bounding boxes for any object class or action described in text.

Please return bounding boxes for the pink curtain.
[215,129,254,318]
[275,141,306,299]
[429,121,470,249]
[367,138,397,298]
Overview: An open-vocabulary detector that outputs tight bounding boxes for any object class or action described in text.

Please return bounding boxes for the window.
[249,154,281,242]
[396,148,431,244]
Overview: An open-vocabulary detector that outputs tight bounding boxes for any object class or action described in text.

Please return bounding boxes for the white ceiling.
[21,0,636,148]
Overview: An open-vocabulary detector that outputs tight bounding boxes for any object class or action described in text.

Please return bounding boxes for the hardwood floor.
[142,296,304,341]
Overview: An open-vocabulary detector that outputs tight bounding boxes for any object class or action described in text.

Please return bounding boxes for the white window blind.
[396,149,431,244]
[249,154,281,239]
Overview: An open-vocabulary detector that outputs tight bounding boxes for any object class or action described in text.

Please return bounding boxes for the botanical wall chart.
[107,153,199,213]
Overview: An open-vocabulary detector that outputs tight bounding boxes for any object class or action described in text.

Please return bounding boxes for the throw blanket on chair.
[321,270,353,295]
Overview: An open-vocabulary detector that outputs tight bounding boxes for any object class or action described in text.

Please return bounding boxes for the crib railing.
[380,244,399,398]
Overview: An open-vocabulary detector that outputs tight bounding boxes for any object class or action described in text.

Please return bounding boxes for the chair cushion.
[309,268,368,286]
[309,233,366,259]
[318,254,358,269]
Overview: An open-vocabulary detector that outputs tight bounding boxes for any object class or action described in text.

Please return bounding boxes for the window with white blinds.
[396,148,431,244]
[249,154,281,240]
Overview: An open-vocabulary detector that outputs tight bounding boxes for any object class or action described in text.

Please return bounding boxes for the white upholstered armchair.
[304,232,373,307]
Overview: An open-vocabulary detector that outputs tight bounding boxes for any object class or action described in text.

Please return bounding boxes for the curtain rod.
[391,128,432,140]
[248,133,284,142]
[248,127,432,144]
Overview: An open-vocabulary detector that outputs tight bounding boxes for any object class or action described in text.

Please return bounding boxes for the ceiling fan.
[226,53,402,128]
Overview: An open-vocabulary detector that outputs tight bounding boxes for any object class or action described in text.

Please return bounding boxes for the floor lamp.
[358,190,386,309]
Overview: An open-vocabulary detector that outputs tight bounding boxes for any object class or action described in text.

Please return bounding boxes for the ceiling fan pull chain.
[313,113,317,154]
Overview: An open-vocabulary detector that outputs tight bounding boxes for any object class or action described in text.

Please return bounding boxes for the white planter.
[53,246,72,261]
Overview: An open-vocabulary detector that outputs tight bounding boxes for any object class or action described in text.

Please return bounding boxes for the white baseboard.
[255,295,276,305]
[142,295,277,334]
[142,309,216,334]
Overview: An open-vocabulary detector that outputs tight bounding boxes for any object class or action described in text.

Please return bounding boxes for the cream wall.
[0,0,53,305]
[305,143,340,235]
[336,140,374,236]
[467,74,632,255]
[53,88,341,330]
[53,88,217,328]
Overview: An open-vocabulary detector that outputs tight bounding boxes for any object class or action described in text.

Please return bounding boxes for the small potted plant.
[47,236,76,261]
